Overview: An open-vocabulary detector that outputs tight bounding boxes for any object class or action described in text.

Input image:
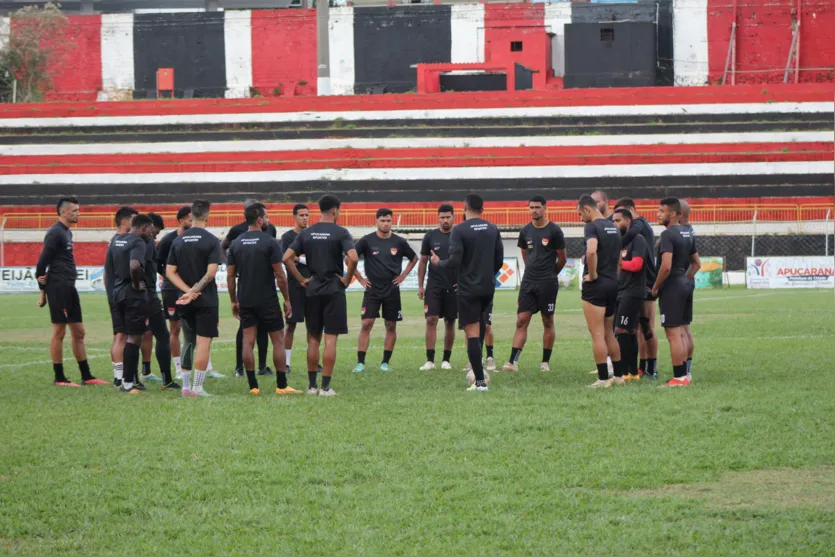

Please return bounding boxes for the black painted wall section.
[565,22,656,88]
[353,5,452,94]
[133,12,227,99]
[570,0,673,86]
[440,73,506,92]
[514,64,533,91]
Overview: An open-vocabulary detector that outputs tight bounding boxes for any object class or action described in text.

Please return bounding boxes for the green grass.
[1,288,834,556]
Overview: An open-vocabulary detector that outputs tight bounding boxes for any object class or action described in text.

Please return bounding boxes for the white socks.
[193,370,207,392]
[173,356,182,375]
[113,362,123,381]
[181,371,191,391]
[285,349,292,367]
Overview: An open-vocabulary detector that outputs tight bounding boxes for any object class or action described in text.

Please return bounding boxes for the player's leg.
[321,333,339,393]
[122,333,144,394]
[111,332,126,386]
[50,323,74,385]
[179,311,197,396]
[664,326,688,383]
[256,322,271,375]
[241,322,259,392]
[583,301,611,386]
[505,312,532,371]
[286,322,297,370]
[640,300,659,378]
[307,331,322,393]
[191,335,214,396]
[148,310,173,387]
[379,295,401,370]
[442,317,455,369]
[355,318,375,372]
[459,296,489,391]
[682,325,694,378]
[141,330,153,381]
[483,302,495,372]
[234,322,244,376]
[541,313,555,371]
[603,290,625,382]
[615,298,640,379]
[659,286,689,386]
[67,321,99,385]
[318,292,348,396]
[421,315,439,370]
[164,294,184,379]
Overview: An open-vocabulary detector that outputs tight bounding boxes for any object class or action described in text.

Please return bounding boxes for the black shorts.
[581,277,618,317]
[306,292,348,336]
[458,294,494,327]
[615,296,643,333]
[114,297,149,336]
[287,284,306,324]
[45,283,82,324]
[179,305,219,338]
[518,279,558,316]
[683,279,695,325]
[425,285,457,321]
[645,288,658,303]
[240,298,285,332]
[361,289,402,322]
[659,279,689,329]
[147,293,164,318]
[162,290,182,321]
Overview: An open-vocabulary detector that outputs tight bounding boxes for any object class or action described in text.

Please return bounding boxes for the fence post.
[751,210,758,257]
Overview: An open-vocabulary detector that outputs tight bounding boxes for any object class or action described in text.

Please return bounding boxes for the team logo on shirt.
[390,248,398,256]
[372,251,379,256]
[424,305,429,314]
[621,250,628,258]
[541,238,550,247]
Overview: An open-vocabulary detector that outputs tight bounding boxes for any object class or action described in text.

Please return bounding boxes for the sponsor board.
[1,258,521,293]
[745,256,834,289]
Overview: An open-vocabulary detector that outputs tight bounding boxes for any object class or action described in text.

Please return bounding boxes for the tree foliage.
[0,3,69,103]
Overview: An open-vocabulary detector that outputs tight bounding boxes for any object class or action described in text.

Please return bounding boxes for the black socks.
[382,350,393,365]
[467,337,484,382]
[442,349,452,362]
[246,370,258,390]
[308,371,318,390]
[78,360,93,381]
[542,348,552,363]
[426,349,435,363]
[357,351,366,365]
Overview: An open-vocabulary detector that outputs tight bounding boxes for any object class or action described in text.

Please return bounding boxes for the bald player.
[592,190,614,221]
[679,200,699,380]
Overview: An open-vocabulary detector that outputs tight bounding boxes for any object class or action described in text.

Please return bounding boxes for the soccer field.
[1,288,833,556]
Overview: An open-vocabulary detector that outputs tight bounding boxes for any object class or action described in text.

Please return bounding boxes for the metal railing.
[0,204,832,231]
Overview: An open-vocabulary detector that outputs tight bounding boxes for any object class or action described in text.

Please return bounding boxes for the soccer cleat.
[305,387,319,395]
[661,377,691,388]
[113,378,122,389]
[194,389,215,397]
[485,357,496,372]
[250,388,261,396]
[234,367,244,378]
[119,385,143,394]
[141,373,162,383]
[82,378,109,386]
[588,378,614,389]
[380,363,393,372]
[623,374,641,382]
[611,376,626,386]
[540,362,551,372]
[465,370,491,386]
[352,363,365,373]
[207,371,226,379]
[318,388,337,397]
[181,388,198,398]
[161,381,181,391]
[257,367,274,377]
[466,383,488,392]
[134,380,147,391]
[276,387,303,395]
[419,361,436,371]
[501,362,518,372]
[441,361,452,370]
[55,380,81,388]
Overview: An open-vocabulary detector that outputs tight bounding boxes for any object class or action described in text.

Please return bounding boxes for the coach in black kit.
[223,198,276,377]
[352,208,418,372]
[431,194,503,392]
[228,203,299,396]
[613,208,650,380]
[651,198,700,387]
[108,214,155,394]
[36,197,106,387]
[284,195,358,396]
[577,194,626,387]
[166,200,223,398]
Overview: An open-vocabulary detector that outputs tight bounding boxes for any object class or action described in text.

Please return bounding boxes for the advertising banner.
[1,258,521,293]
[746,256,835,289]
[695,256,724,289]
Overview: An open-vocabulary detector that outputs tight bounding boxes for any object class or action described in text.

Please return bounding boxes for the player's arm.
[436,228,462,269]
[129,242,146,291]
[687,252,701,281]
[35,232,59,289]
[555,227,567,274]
[103,246,114,299]
[227,263,239,316]
[273,263,290,305]
[417,255,428,297]
[342,248,359,288]
[155,238,169,279]
[395,255,419,286]
[620,255,644,272]
[493,230,504,274]
[652,252,673,296]
[220,229,234,252]
[165,264,191,295]
[584,238,598,281]
[179,264,219,306]
[282,247,308,286]
[555,249,567,274]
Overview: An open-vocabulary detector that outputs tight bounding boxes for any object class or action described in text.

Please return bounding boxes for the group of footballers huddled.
[34,189,698,396]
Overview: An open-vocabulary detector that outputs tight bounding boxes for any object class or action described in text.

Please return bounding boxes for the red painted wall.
[5,241,108,267]
[251,9,317,97]
[484,3,550,89]
[46,15,102,101]
[708,0,835,84]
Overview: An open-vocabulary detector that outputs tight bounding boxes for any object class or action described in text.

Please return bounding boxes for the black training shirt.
[145,238,160,294]
[167,228,223,307]
[104,232,121,305]
[288,221,355,297]
[355,232,416,298]
[420,228,457,290]
[583,218,621,281]
[618,233,649,298]
[439,218,504,297]
[659,224,694,280]
[36,221,77,287]
[227,230,281,307]
[225,221,277,247]
[110,232,148,303]
[280,229,311,286]
[156,230,179,291]
[518,221,565,283]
